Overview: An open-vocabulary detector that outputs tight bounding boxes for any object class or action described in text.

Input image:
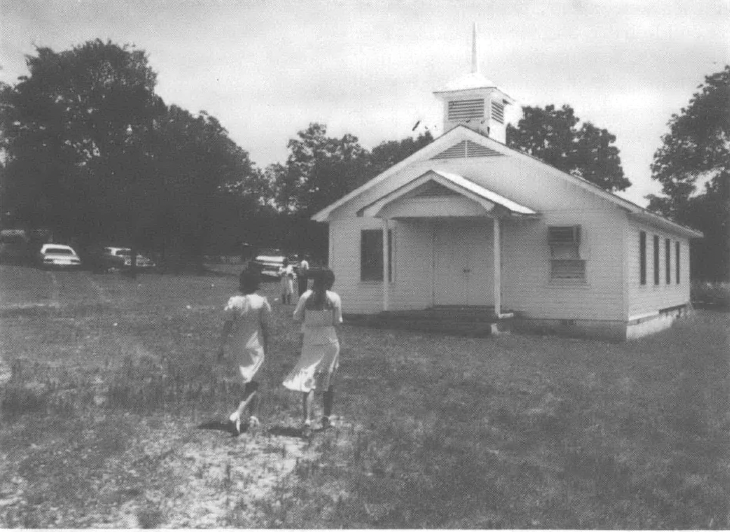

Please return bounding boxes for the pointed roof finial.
[471,22,479,74]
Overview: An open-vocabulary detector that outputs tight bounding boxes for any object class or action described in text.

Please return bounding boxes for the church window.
[361,229,393,282]
[548,226,585,282]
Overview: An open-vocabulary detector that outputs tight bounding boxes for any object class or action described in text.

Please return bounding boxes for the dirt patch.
[108,420,314,528]
[0,416,317,528]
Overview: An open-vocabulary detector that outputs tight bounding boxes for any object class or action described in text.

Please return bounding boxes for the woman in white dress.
[218,269,272,434]
[278,259,295,305]
[283,268,342,435]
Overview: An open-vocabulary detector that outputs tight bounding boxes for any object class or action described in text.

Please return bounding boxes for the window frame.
[665,238,671,285]
[548,225,585,283]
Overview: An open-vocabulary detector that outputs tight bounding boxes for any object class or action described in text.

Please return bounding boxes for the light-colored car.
[251,248,288,278]
[38,244,82,269]
[104,247,156,269]
[80,246,126,272]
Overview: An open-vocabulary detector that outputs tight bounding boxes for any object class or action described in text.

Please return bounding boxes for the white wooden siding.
[328,218,385,314]
[379,195,487,218]
[326,132,694,322]
[331,154,616,221]
[501,209,625,320]
[626,219,691,318]
[329,153,629,318]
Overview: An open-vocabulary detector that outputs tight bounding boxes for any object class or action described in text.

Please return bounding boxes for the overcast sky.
[2,0,728,206]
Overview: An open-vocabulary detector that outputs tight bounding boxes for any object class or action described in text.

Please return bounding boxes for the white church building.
[312,34,702,341]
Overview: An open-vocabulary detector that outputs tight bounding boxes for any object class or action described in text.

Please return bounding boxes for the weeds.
[1,270,729,528]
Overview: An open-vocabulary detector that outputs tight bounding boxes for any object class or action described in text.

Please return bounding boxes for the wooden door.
[433,220,493,306]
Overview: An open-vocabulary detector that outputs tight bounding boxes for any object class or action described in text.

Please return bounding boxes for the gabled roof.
[360,169,537,218]
[311,125,703,239]
[435,71,497,92]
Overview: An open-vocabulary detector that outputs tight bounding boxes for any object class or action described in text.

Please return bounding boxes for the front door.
[433,220,493,306]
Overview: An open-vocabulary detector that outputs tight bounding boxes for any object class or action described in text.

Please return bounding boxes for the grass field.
[1,264,728,528]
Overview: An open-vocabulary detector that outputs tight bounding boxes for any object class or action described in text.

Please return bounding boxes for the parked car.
[251,248,288,279]
[80,246,126,273]
[38,244,82,269]
[104,247,156,270]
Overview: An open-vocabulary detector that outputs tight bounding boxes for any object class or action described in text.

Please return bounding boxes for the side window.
[639,231,647,285]
[548,226,585,282]
[654,235,660,285]
[360,229,393,282]
[665,238,671,284]
[676,241,681,284]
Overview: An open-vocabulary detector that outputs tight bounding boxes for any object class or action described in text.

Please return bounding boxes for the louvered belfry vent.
[491,100,505,124]
[448,99,485,121]
[432,140,503,160]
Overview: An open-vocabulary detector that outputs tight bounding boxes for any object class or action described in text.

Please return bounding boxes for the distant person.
[278,259,295,305]
[297,255,310,297]
[283,268,342,436]
[217,269,272,434]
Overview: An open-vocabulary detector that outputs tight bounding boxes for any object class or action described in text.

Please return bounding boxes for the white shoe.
[248,416,260,428]
[229,412,241,434]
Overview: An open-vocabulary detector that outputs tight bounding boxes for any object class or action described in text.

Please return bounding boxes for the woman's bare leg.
[302,390,314,424]
[323,386,334,420]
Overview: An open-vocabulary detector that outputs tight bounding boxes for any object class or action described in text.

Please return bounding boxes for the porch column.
[493,217,502,316]
[382,217,390,311]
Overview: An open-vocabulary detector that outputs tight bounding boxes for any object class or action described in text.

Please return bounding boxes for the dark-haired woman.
[283,268,342,436]
[218,269,272,434]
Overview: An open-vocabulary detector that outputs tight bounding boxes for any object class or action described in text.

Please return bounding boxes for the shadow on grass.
[197,419,242,436]
[267,425,314,439]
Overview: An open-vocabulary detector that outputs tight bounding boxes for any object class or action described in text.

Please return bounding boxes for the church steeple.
[433,25,515,143]
[471,22,478,74]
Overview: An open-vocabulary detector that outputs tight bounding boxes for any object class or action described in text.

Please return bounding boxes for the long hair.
[305,268,335,310]
[239,269,260,294]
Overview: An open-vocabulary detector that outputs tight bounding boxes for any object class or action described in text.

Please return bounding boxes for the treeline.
[646,66,730,282]
[0,40,433,267]
[1,40,726,280]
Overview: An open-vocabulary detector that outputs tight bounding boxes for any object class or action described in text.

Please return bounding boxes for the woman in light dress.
[297,255,310,297]
[217,269,272,434]
[283,268,342,436]
[278,259,295,305]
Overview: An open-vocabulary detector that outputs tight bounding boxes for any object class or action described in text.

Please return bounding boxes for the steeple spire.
[471,22,479,74]
[433,24,515,142]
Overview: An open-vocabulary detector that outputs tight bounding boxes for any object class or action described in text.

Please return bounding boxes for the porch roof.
[358,169,538,218]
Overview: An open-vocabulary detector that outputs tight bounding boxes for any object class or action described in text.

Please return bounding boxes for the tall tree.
[0,40,164,243]
[507,104,630,192]
[647,66,730,281]
[367,131,434,178]
[271,123,370,217]
[151,106,260,269]
[1,40,266,270]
